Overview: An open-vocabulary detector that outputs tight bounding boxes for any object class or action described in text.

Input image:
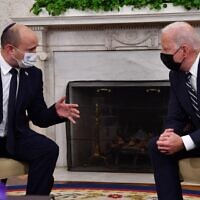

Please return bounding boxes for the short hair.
[1,23,20,49]
[162,22,200,49]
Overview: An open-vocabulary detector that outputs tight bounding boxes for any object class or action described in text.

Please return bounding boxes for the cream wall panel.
[0,0,34,33]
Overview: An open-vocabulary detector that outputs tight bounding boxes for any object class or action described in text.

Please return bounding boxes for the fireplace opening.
[66,81,170,172]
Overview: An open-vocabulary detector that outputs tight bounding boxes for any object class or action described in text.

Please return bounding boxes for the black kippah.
[2,23,16,34]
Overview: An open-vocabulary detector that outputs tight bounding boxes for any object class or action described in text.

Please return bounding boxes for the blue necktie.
[185,72,200,119]
[6,68,18,154]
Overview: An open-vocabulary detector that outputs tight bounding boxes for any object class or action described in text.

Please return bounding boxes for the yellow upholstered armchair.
[178,123,200,183]
[179,158,200,184]
[0,158,28,184]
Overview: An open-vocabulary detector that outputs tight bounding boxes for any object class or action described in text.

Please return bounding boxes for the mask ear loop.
[178,45,187,65]
[10,45,24,56]
[173,46,182,57]
[8,45,23,68]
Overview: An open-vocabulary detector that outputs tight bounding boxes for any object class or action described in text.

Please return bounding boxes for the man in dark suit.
[149,21,200,200]
[0,23,80,195]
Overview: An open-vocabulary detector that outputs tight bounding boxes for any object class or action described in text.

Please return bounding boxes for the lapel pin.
[25,71,29,76]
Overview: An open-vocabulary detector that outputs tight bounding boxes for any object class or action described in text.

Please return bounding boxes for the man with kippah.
[0,23,80,195]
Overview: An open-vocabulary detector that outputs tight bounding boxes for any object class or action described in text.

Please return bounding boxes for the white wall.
[0,0,35,33]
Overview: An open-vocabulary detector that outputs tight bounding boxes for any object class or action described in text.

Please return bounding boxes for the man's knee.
[49,142,59,159]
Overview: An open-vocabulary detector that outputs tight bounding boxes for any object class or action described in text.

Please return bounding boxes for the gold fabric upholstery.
[179,158,200,184]
[0,158,28,179]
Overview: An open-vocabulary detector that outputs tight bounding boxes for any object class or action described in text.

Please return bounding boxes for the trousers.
[0,131,59,195]
[148,136,200,200]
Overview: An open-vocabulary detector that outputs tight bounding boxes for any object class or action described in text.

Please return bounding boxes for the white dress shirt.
[0,54,19,137]
[181,53,200,151]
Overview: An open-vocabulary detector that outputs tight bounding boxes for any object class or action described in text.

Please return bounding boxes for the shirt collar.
[189,53,200,78]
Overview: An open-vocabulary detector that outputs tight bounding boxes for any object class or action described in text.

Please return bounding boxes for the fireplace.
[13,7,200,167]
[66,80,169,172]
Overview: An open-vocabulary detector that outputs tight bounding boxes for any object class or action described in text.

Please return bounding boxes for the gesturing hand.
[55,96,80,124]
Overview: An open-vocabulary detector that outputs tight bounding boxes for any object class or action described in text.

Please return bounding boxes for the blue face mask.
[21,52,37,67]
[11,46,38,68]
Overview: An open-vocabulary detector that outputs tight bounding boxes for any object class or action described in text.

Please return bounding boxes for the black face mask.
[160,53,182,71]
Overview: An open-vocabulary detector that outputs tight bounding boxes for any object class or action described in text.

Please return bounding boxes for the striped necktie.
[185,72,200,119]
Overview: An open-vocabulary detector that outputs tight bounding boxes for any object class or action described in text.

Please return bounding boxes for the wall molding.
[12,7,200,27]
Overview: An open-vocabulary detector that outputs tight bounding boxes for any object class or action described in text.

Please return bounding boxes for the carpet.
[6,182,200,200]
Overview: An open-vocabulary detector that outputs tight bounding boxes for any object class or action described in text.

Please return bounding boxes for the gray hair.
[162,21,200,50]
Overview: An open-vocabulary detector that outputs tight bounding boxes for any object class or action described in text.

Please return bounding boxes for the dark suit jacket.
[165,60,200,147]
[6,66,64,154]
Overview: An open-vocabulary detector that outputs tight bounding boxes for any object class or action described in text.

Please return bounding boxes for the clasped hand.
[157,128,184,155]
[55,96,80,124]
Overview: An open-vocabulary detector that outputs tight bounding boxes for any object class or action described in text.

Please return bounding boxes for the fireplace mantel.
[12,5,200,27]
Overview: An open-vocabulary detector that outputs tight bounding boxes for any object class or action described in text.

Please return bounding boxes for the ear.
[4,44,15,55]
[181,44,190,57]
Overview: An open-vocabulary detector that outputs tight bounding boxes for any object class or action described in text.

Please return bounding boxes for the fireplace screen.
[66,81,170,172]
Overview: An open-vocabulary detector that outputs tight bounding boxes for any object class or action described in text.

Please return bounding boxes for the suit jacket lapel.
[197,59,200,105]
[16,69,28,112]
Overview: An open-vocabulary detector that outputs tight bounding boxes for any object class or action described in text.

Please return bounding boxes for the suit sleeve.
[165,72,189,135]
[166,71,200,147]
[27,68,65,127]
